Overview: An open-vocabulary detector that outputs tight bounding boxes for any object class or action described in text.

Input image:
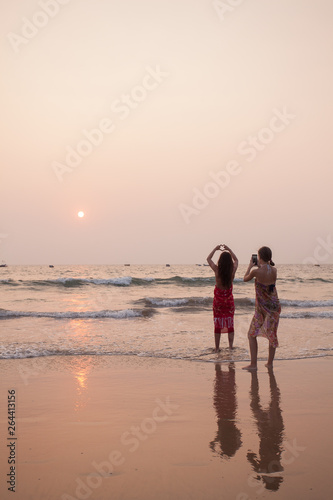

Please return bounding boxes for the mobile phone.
[252,254,258,265]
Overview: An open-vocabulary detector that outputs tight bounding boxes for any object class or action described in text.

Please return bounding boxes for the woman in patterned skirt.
[243,246,281,370]
[207,244,238,351]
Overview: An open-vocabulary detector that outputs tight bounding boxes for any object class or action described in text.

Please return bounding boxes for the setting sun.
[78,211,85,218]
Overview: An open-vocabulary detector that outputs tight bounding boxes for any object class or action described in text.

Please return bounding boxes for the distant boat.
[49,265,54,268]
[166,264,170,267]
[314,264,320,267]
[0,261,7,267]
[124,264,130,266]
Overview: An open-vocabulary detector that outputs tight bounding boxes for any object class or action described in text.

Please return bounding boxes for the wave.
[0,308,154,320]
[1,274,333,289]
[280,299,333,308]
[140,296,333,310]
[36,276,134,287]
[278,277,333,284]
[1,297,332,320]
[235,297,333,309]
[0,276,212,288]
[141,297,212,308]
[0,275,242,289]
[1,347,332,361]
[281,311,333,319]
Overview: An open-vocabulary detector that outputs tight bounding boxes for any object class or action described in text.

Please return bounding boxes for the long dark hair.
[258,246,275,266]
[218,252,233,288]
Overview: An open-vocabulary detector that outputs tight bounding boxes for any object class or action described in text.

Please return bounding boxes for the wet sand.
[0,355,332,500]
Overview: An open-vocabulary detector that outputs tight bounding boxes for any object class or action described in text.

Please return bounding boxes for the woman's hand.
[207,245,222,271]
[244,257,257,282]
[248,257,256,269]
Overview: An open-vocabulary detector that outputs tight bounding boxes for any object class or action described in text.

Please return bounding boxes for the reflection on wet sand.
[69,356,93,412]
[210,363,242,459]
[67,320,94,411]
[247,370,285,490]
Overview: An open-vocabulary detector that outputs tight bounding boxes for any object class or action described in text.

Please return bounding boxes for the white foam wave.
[147,298,189,307]
[54,276,133,286]
[145,297,210,307]
[0,308,142,319]
[280,299,333,308]
[90,277,133,286]
[1,348,332,361]
[281,311,333,319]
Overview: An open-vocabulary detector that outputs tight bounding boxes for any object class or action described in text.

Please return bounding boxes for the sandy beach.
[0,355,332,500]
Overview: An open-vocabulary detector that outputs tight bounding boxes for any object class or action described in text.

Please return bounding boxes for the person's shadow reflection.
[210,363,242,459]
[247,370,284,490]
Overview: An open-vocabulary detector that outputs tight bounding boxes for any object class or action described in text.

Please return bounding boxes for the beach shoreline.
[0,354,332,500]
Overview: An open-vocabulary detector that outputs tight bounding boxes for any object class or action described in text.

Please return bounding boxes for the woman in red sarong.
[243,246,281,371]
[207,244,239,351]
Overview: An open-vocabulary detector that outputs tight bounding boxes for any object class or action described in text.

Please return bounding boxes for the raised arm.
[244,257,258,282]
[206,245,222,272]
[223,244,239,277]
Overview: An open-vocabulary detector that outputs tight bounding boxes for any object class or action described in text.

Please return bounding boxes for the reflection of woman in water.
[247,370,284,491]
[209,363,242,459]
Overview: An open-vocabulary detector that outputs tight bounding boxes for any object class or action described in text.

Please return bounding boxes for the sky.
[1,0,332,265]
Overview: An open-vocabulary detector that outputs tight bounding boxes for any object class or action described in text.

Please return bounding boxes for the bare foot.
[214,348,221,353]
[242,364,257,371]
[265,363,273,369]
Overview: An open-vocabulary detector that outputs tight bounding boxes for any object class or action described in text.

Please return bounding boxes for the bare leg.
[228,331,234,349]
[214,333,221,352]
[265,344,276,368]
[243,336,258,370]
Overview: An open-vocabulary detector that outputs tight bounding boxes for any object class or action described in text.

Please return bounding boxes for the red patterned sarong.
[213,285,235,334]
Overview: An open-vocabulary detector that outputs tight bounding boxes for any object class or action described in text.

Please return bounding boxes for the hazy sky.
[1,0,332,264]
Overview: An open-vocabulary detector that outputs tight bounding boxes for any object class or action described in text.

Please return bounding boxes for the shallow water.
[1,264,332,362]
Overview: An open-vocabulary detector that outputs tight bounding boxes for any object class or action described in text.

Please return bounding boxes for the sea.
[0,264,332,363]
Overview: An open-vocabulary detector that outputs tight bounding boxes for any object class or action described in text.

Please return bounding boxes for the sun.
[77,211,85,218]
